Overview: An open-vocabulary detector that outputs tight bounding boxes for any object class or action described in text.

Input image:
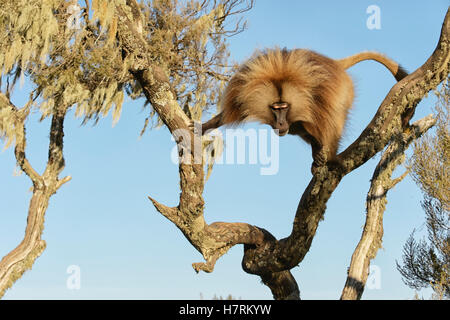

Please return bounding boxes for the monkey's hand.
[311,146,328,174]
[311,151,344,174]
[311,160,324,174]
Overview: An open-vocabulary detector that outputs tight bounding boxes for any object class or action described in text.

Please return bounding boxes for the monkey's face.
[236,76,312,136]
[270,102,290,136]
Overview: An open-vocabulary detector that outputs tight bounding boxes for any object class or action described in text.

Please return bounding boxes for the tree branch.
[117,2,448,300]
[0,98,70,298]
[341,115,437,300]
[117,0,300,299]
[0,93,43,187]
[241,9,449,276]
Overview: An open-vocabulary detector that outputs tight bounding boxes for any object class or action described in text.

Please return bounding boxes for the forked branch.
[341,115,437,300]
[0,95,70,298]
[118,1,449,300]
[241,9,449,277]
[118,0,298,299]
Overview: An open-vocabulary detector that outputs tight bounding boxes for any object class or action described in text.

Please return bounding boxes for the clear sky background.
[1,1,448,300]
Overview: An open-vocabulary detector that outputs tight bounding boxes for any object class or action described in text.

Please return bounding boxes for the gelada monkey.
[198,48,407,169]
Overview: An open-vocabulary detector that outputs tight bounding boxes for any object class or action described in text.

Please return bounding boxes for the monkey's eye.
[270,102,288,109]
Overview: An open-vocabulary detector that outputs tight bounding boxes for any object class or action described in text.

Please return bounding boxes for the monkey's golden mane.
[199,47,405,167]
[220,48,354,157]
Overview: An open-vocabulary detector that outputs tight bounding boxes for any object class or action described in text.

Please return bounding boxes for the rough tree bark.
[117,1,449,300]
[0,96,71,299]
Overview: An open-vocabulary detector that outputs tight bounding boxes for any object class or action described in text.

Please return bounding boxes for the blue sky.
[0,1,448,299]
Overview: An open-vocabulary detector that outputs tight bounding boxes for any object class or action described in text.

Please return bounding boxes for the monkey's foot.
[311,144,330,173]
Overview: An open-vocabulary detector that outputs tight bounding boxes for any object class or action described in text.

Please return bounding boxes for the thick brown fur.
[202,48,407,167]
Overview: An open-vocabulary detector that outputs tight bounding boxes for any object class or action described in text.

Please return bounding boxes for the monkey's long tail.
[338,51,408,81]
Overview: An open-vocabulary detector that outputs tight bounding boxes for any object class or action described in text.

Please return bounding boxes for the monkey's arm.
[200,113,223,135]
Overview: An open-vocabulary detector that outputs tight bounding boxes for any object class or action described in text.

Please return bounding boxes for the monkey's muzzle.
[270,102,289,136]
[276,129,289,136]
